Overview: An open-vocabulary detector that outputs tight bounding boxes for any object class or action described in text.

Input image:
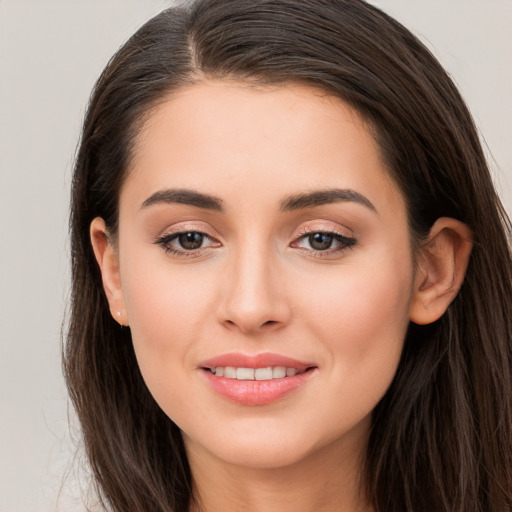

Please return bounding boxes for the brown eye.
[178,232,204,250]
[155,229,221,257]
[308,233,333,250]
[291,229,357,257]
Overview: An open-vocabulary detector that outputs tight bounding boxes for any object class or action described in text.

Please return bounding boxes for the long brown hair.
[65,1,512,510]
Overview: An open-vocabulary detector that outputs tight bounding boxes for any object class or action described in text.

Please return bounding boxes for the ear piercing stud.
[114,311,129,327]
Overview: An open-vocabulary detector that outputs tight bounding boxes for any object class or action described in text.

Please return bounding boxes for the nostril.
[221,318,282,335]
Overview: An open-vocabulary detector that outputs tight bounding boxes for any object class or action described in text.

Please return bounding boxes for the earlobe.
[409,217,472,325]
[90,217,129,326]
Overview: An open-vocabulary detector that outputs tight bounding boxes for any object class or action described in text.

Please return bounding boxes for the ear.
[409,217,472,325]
[90,217,129,326]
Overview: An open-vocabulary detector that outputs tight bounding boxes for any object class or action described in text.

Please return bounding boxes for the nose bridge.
[218,235,289,333]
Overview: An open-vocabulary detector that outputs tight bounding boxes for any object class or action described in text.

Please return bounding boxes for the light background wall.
[0,1,510,511]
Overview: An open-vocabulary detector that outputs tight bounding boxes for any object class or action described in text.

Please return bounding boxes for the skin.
[91,82,472,512]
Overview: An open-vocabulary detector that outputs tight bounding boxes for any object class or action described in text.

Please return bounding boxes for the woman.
[65,1,512,511]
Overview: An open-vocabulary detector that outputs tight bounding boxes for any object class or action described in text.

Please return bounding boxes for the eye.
[154,230,220,256]
[292,230,356,256]
[177,232,205,250]
[307,232,336,251]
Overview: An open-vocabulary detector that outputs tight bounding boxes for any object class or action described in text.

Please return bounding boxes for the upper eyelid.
[155,230,218,245]
[291,231,357,258]
[155,222,219,238]
[152,221,355,244]
[293,222,354,238]
[153,230,220,258]
[291,223,357,249]
[292,230,356,246]
[152,225,221,253]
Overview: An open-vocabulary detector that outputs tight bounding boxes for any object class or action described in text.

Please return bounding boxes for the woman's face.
[113,82,416,469]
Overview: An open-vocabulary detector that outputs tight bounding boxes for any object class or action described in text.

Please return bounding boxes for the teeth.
[236,367,255,380]
[224,367,237,379]
[272,366,286,378]
[255,367,272,380]
[212,366,303,380]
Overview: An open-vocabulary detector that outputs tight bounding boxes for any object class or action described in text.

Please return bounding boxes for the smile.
[199,353,317,405]
[207,366,304,380]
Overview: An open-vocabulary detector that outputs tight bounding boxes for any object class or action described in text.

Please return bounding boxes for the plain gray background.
[0,1,511,511]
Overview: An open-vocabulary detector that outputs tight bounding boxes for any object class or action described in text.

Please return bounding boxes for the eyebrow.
[280,189,376,213]
[140,187,376,214]
[141,189,224,211]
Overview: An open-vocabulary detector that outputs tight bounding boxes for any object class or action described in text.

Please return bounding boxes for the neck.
[186,430,373,512]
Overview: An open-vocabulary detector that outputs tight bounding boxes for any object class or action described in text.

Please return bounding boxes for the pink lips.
[198,352,317,406]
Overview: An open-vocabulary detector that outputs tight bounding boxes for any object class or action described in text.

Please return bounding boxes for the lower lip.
[201,369,316,406]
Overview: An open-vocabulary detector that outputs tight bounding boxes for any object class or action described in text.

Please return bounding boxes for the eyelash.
[153,228,357,259]
[291,228,356,258]
[154,230,220,258]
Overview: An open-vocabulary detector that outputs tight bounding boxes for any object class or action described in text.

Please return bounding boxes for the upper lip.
[199,352,316,371]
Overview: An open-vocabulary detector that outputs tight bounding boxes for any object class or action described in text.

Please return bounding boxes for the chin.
[182,414,367,472]
[208,437,316,470]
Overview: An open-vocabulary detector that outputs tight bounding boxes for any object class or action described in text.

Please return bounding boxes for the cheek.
[290,259,413,440]
[119,251,216,393]
[124,271,197,345]
[300,249,414,379]
[122,239,215,328]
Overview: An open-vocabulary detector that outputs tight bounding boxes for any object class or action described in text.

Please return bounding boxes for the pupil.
[179,232,203,250]
[309,233,333,250]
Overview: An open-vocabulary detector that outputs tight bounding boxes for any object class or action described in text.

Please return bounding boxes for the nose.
[216,245,292,335]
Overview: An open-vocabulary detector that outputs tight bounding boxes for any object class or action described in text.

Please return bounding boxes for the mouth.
[203,365,315,380]
[198,353,318,405]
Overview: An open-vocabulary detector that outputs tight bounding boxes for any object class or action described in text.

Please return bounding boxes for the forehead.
[134,81,370,162]
[123,81,403,215]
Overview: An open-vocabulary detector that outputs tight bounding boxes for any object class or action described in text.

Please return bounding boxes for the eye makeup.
[154,229,221,257]
[290,227,357,259]
[153,225,357,260]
